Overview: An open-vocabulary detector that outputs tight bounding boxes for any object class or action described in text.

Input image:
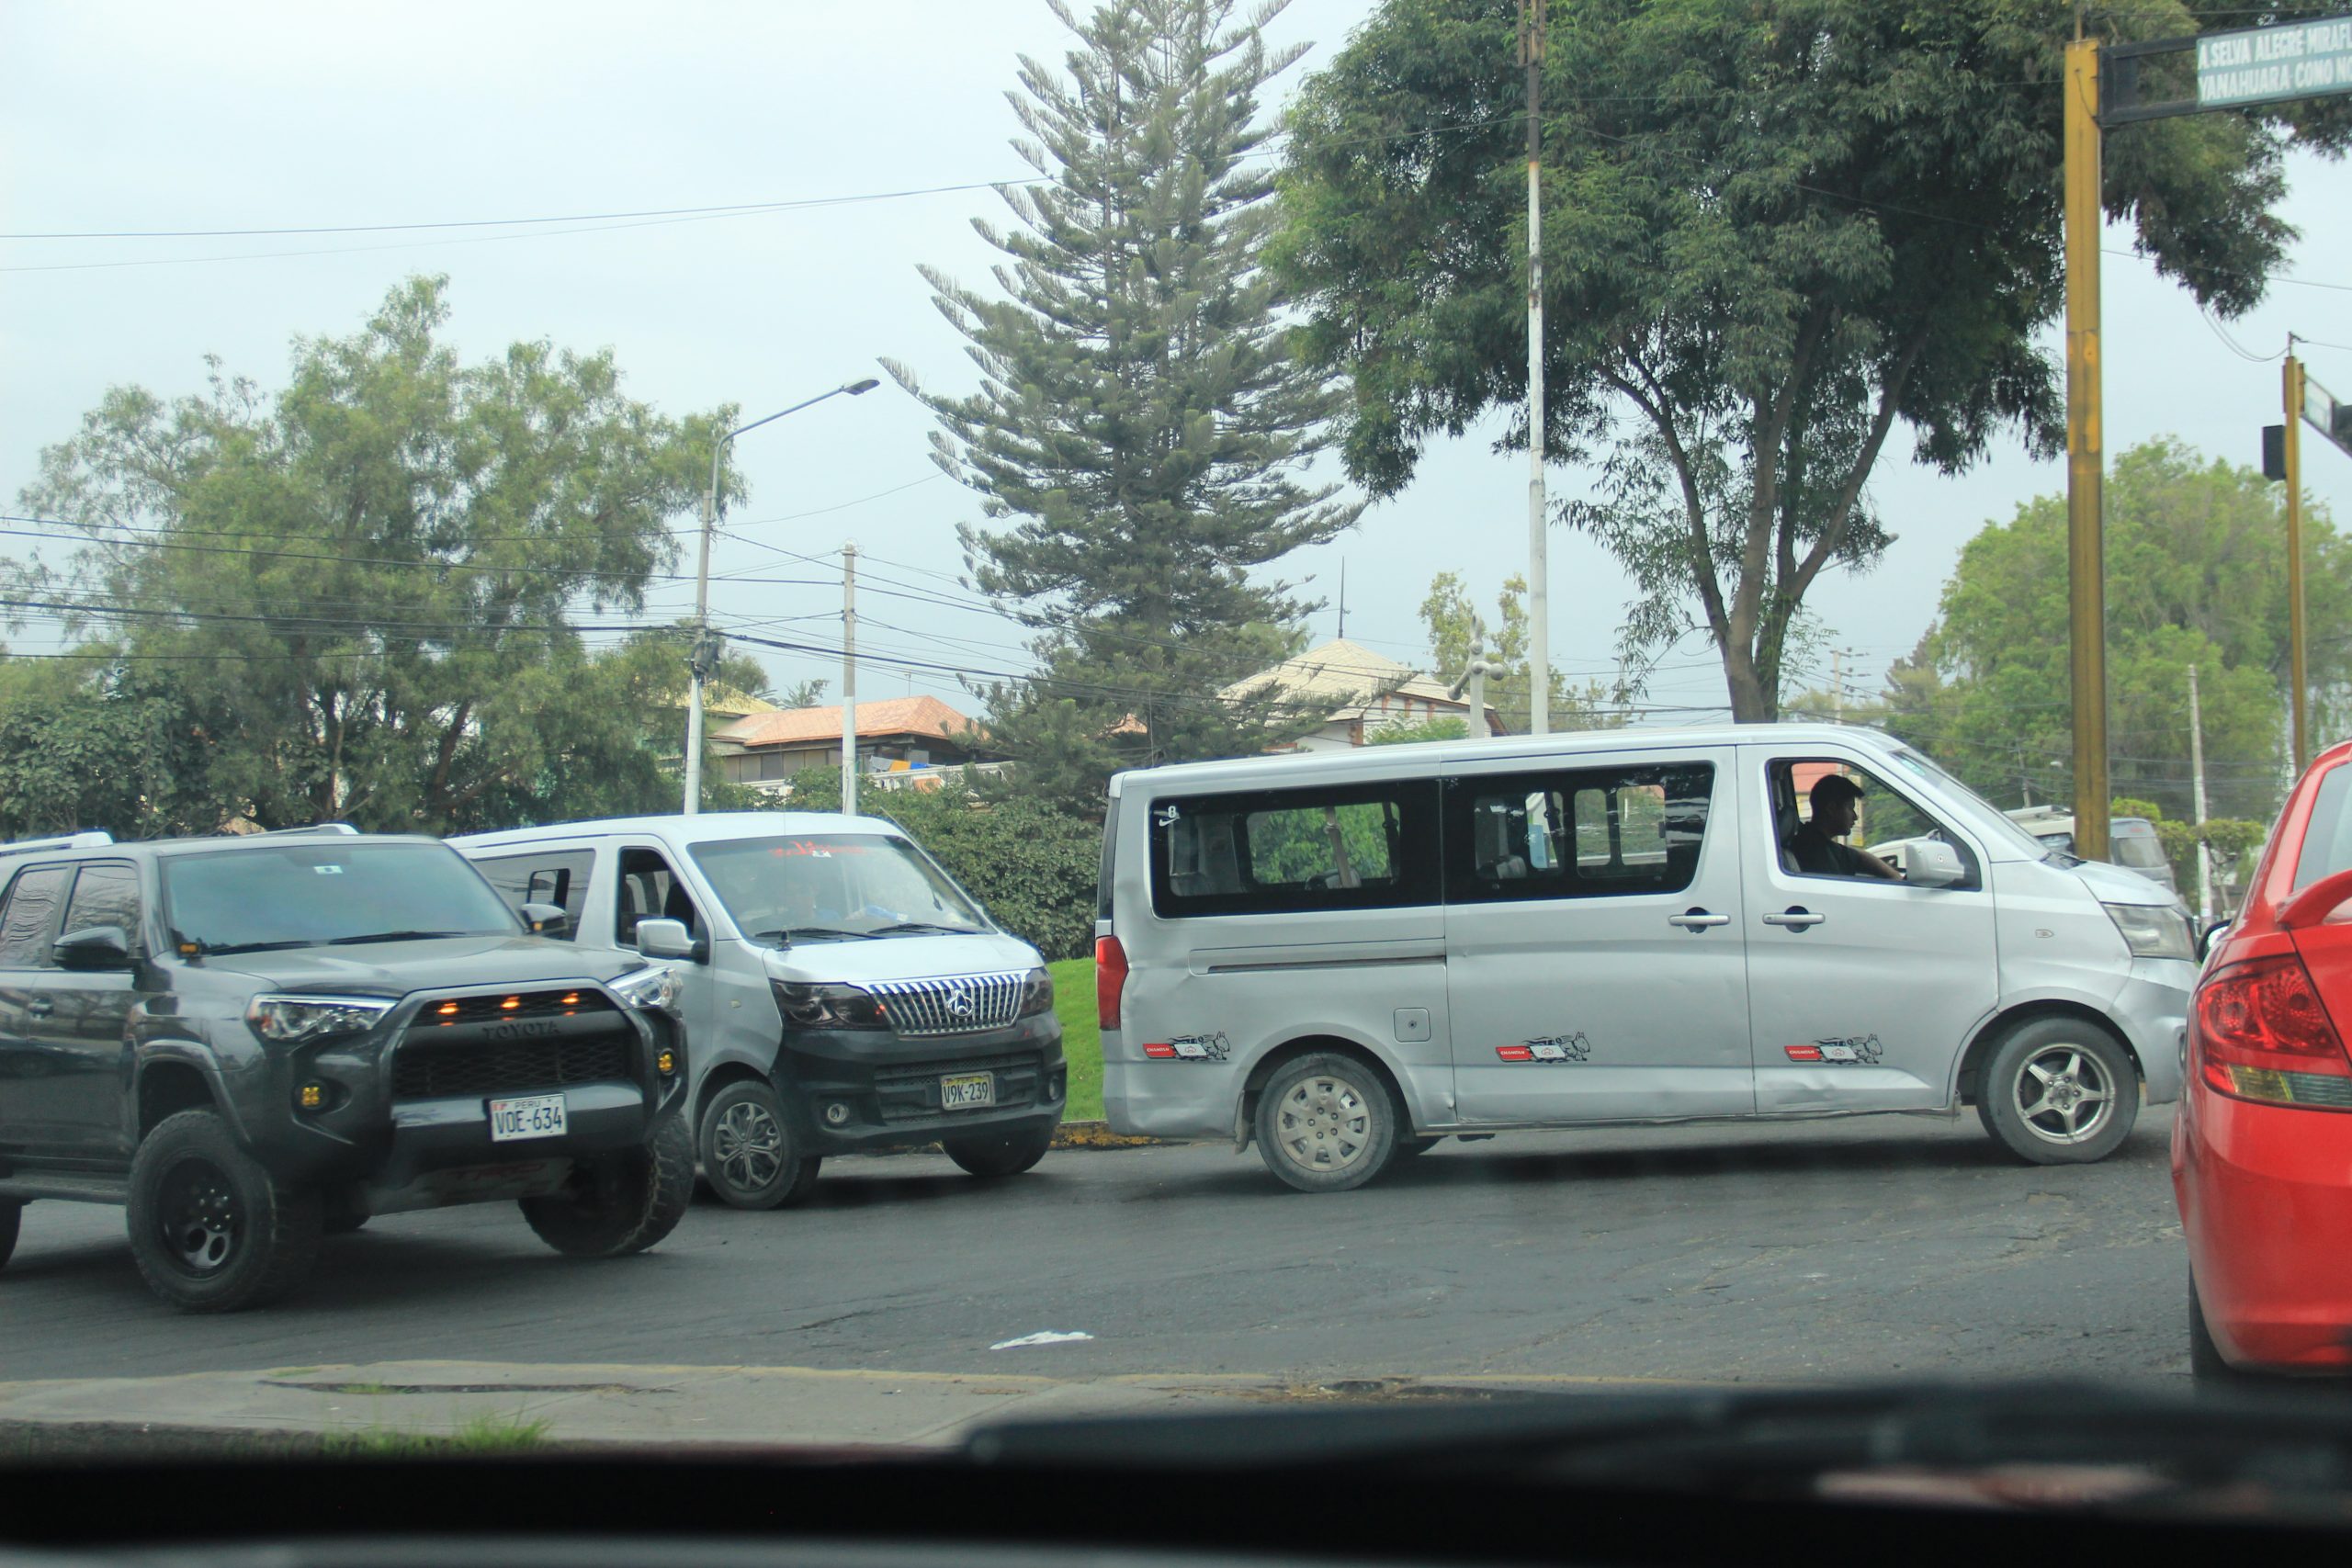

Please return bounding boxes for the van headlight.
[1018,966,1055,1018]
[247,994,395,1043]
[2104,902,2194,962]
[611,964,684,1015]
[773,981,890,1031]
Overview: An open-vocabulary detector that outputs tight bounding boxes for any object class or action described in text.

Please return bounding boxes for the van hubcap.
[2013,1044,2115,1145]
[1275,1074,1374,1171]
[712,1101,785,1192]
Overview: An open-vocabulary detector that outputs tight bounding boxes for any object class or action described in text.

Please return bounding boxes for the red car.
[2175,736,2352,1377]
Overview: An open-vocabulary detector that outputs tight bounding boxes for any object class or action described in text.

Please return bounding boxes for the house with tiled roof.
[1220,637,1501,751]
[713,694,998,789]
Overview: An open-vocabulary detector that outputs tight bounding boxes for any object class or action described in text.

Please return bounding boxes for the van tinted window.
[472,849,594,941]
[1149,780,1439,917]
[1447,762,1714,903]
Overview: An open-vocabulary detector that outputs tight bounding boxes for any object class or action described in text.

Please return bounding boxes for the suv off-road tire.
[698,1079,821,1210]
[126,1109,323,1313]
[943,1125,1056,1179]
[1975,1016,2140,1165]
[321,1189,369,1235]
[1254,1052,1400,1194]
[0,1200,20,1270]
[521,1112,694,1258]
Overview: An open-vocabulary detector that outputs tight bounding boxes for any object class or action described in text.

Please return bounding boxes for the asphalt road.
[2,1106,2190,1387]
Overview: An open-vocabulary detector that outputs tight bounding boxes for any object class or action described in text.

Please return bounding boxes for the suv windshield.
[689,834,990,943]
[161,841,521,953]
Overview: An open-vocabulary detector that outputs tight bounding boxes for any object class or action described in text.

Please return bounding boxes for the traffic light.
[2265,423,2288,481]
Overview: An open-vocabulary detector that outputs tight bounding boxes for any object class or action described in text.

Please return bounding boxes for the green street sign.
[2197,16,2352,108]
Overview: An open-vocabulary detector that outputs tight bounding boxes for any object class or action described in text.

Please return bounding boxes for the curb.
[1050,1121,1166,1150]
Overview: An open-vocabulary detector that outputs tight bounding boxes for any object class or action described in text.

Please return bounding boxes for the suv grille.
[875,1050,1043,1122]
[867,972,1030,1036]
[390,987,636,1100]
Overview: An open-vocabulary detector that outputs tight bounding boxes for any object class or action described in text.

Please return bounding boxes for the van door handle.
[1667,908,1730,931]
[1763,908,1826,930]
[26,998,54,1018]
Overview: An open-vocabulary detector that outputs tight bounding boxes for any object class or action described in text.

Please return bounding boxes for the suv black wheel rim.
[712,1101,784,1192]
[157,1157,239,1275]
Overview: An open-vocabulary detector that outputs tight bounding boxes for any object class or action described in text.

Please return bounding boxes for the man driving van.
[1789,773,1903,881]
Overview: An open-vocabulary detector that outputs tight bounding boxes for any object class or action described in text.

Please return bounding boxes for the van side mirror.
[52,925,131,971]
[518,901,571,937]
[2198,919,2231,962]
[1905,840,1965,889]
[635,918,702,963]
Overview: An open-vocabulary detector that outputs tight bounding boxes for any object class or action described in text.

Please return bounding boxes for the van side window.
[1768,758,1976,887]
[616,847,702,946]
[1149,782,1439,917]
[472,850,594,942]
[1445,763,1713,903]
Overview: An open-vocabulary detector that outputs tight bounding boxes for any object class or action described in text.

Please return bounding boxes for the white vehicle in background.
[1094,724,2194,1193]
[2001,807,2178,897]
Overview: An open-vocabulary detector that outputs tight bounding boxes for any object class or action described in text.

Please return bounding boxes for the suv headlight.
[247,994,395,1043]
[2104,901,2194,962]
[773,981,890,1031]
[611,964,684,1015]
[1018,966,1054,1018]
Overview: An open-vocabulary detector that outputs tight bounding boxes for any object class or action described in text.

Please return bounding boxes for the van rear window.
[1149,780,1440,918]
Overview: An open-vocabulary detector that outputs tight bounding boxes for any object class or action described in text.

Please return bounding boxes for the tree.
[1367,715,1470,744]
[11,276,721,833]
[1886,439,2346,825]
[775,677,827,711]
[1273,0,2351,720]
[888,0,1362,811]
[0,657,217,840]
[1419,570,1617,733]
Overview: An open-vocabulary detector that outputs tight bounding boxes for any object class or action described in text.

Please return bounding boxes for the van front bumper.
[774,1015,1066,1153]
[2113,959,2193,1105]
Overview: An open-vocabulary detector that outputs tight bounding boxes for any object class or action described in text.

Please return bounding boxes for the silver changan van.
[1094,724,2194,1192]
[453,813,1065,1209]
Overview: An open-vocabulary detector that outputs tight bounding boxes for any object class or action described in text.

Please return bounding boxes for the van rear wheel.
[1254,1053,1399,1193]
[1976,1017,2139,1165]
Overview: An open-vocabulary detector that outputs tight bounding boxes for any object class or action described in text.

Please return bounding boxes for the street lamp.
[684,377,881,815]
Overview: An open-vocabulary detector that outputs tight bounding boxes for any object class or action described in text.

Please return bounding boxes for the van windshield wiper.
[749,926,881,945]
[322,930,477,945]
[866,921,985,936]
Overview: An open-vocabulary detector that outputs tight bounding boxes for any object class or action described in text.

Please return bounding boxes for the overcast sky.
[4,0,2348,723]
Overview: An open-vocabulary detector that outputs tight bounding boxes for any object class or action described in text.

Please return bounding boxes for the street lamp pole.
[683,377,879,815]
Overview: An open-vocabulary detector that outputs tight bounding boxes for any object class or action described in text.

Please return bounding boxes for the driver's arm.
[1855,848,1905,881]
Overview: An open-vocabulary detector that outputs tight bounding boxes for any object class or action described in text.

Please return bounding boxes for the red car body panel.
[2174,739,2352,1371]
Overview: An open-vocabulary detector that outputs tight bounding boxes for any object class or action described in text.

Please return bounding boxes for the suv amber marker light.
[297,1083,325,1109]
[436,1001,458,1017]
[655,1049,677,1076]
[560,992,580,1007]
[501,996,520,1010]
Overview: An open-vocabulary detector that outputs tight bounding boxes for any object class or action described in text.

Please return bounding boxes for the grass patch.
[1051,956,1102,1122]
[321,1410,552,1459]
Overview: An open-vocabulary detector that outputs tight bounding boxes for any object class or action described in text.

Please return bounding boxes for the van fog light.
[824,1101,852,1126]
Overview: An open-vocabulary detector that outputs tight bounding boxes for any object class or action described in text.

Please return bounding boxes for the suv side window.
[473,849,594,942]
[0,863,73,968]
[616,847,703,946]
[1444,761,1715,904]
[61,861,141,946]
[1148,781,1440,918]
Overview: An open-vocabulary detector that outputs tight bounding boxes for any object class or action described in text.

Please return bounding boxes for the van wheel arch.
[1956,1001,2142,1106]
[694,1061,775,1129]
[1237,1036,1410,1152]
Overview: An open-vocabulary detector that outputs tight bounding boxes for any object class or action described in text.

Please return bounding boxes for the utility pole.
[1521,0,1549,736]
[2189,661,2212,924]
[1451,616,1504,740]
[1830,648,1845,722]
[2286,349,2310,773]
[1337,558,1347,641]
[2063,31,2110,863]
[684,476,719,817]
[841,542,859,818]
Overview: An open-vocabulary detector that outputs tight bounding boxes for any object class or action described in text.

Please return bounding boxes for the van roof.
[450,810,909,851]
[1106,720,1907,796]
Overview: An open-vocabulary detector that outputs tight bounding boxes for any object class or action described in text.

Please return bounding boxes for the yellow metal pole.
[2287,353,2309,773]
[2064,37,2109,862]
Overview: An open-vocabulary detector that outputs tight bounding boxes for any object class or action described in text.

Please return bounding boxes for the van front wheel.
[1254,1053,1398,1193]
[1975,1017,2139,1165]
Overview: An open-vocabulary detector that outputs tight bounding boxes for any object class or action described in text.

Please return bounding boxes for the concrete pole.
[2064,35,2110,862]
[1521,0,1550,737]
[2287,353,2310,774]
[841,542,858,818]
[684,474,718,817]
[2189,661,2212,923]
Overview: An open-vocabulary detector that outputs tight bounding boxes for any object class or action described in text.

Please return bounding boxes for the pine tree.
[889,0,1360,812]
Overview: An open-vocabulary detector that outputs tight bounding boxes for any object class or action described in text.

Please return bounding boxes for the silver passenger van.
[453,813,1065,1208]
[1094,724,2194,1192]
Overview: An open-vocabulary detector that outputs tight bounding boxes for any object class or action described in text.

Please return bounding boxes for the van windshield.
[688,834,990,943]
[1885,746,2056,862]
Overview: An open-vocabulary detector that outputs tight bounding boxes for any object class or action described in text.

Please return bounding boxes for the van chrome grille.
[866,972,1029,1036]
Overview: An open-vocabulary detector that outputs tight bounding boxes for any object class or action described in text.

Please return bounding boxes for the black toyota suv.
[0,826,692,1312]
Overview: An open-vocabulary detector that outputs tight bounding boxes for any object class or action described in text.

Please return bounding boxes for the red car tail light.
[1095,935,1128,1032]
[2196,952,2352,1108]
